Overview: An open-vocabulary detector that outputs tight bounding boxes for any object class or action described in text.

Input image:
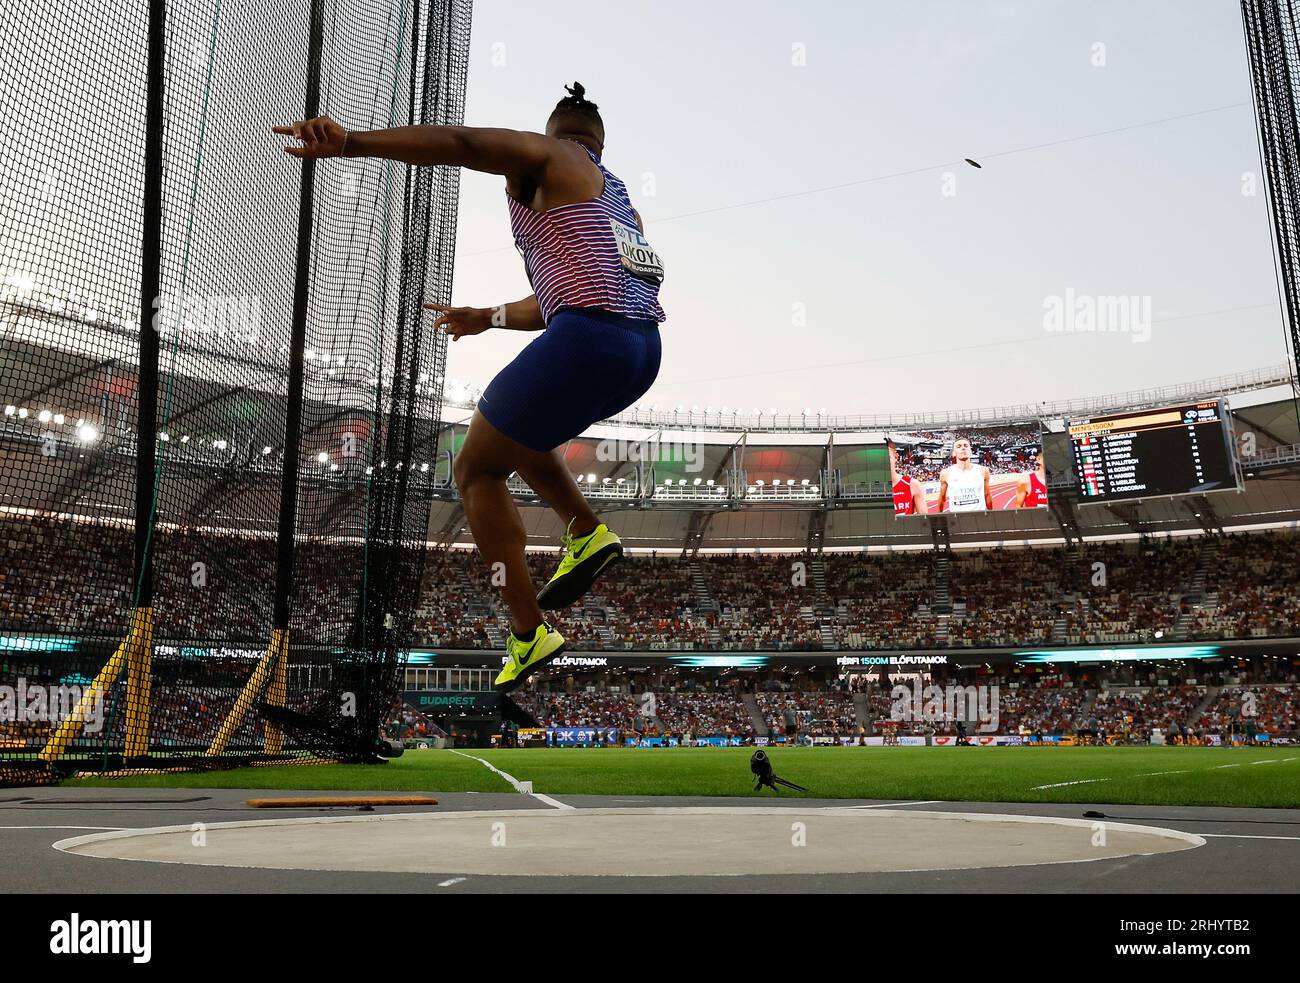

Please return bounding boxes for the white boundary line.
[1035,758,1297,789]
[449,750,573,810]
[1035,769,1201,789]
[0,825,126,831]
[1202,833,1300,841]
[48,807,1205,877]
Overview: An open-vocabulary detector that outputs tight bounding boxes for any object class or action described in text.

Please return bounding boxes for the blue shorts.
[478,306,662,452]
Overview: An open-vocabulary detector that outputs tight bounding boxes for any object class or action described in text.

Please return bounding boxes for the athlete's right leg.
[476,310,660,610]
[453,411,546,637]
[515,449,600,537]
[516,450,631,607]
[454,411,570,692]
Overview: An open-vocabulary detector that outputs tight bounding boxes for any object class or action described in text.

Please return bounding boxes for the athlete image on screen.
[937,437,992,513]
[1016,449,1049,508]
[888,440,927,515]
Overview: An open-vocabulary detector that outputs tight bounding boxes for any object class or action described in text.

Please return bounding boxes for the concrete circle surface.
[54,807,1203,877]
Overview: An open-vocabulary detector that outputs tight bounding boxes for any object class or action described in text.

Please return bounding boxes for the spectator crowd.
[4,516,1300,653]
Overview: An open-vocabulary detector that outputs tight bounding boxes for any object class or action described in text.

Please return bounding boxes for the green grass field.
[68,745,1300,808]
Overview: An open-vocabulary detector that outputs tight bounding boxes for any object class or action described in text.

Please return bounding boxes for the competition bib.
[610,219,665,284]
[946,468,985,511]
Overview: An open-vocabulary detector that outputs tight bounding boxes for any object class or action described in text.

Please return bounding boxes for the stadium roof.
[441,362,1297,433]
[5,303,1300,552]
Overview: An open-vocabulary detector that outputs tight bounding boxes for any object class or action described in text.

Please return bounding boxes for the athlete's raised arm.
[275,117,551,173]
[271,117,603,211]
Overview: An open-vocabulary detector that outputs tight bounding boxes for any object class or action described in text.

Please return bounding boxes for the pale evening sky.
[443,0,1286,418]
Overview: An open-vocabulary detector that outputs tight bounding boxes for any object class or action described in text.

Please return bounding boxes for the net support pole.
[1242,1,1300,420]
[272,0,325,630]
[134,0,164,620]
[210,0,325,753]
[42,0,166,764]
[124,0,166,761]
[265,0,326,733]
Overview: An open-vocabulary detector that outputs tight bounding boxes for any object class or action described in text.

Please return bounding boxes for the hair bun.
[565,81,586,102]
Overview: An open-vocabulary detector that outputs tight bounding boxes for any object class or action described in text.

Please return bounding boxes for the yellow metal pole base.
[262,629,290,755]
[207,628,286,757]
[123,607,154,759]
[39,607,153,763]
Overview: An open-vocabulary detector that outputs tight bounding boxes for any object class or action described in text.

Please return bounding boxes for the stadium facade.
[6,278,1300,659]
[8,285,1295,554]
[429,365,1300,553]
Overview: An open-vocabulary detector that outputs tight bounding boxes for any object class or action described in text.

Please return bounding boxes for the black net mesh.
[1243,0,1300,394]
[0,0,470,784]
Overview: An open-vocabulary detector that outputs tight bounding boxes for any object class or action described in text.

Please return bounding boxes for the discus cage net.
[1243,0,1300,402]
[0,0,470,785]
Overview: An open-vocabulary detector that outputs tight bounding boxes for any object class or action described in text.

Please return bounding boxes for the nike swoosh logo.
[516,635,542,665]
[574,525,603,556]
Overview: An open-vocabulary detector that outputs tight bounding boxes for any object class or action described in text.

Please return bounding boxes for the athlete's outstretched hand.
[273,116,348,158]
[425,303,493,341]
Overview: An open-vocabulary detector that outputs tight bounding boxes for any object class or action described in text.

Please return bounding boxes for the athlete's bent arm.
[425,295,545,341]
[984,468,993,510]
[937,470,949,513]
[1014,472,1030,508]
[489,295,546,331]
[911,479,927,515]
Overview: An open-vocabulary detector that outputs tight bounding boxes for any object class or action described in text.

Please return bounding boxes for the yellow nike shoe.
[536,520,623,609]
[494,622,566,692]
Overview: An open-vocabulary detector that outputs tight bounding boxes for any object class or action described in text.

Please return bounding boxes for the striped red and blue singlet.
[507,144,666,325]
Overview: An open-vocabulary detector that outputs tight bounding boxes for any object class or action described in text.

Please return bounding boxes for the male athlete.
[936,436,992,513]
[1015,448,1049,508]
[276,83,665,691]
[888,439,927,515]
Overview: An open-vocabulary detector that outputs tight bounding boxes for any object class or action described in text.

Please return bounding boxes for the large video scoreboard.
[1067,399,1240,504]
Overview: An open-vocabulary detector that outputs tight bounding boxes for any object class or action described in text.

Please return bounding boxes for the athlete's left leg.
[453,409,554,636]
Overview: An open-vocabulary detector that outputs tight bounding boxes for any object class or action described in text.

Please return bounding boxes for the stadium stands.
[949,547,1061,646]
[1199,685,1299,737]
[512,686,756,739]
[1185,532,1300,640]
[1088,685,1207,739]
[6,516,1300,650]
[703,554,823,650]
[397,668,1297,741]
[826,552,936,649]
[756,689,857,737]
